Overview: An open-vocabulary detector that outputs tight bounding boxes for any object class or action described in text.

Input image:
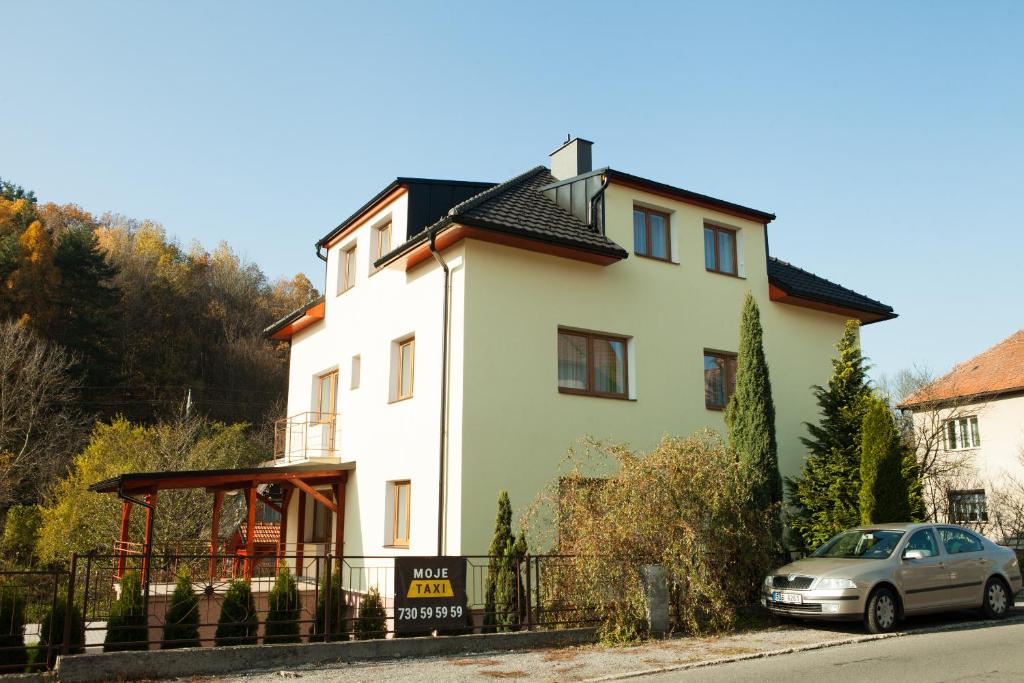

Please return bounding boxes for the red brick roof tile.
[899,329,1024,408]
[238,522,280,545]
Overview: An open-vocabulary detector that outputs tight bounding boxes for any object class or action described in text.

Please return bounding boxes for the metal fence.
[0,551,599,672]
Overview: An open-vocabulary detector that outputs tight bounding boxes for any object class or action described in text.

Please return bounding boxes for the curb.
[582,614,1024,682]
[53,628,597,683]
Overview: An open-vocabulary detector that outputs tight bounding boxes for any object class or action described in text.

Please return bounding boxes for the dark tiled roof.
[768,257,896,318]
[263,295,325,337]
[377,166,628,267]
[604,168,776,223]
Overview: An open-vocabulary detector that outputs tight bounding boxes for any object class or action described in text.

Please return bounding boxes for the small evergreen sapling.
[37,596,85,668]
[104,570,148,651]
[0,588,27,669]
[483,491,513,633]
[311,568,347,642]
[161,569,200,649]
[353,587,386,640]
[214,580,258,646]
[265,569,302,644]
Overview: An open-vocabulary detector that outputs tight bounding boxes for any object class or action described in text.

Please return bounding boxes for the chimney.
[549,136,593,180]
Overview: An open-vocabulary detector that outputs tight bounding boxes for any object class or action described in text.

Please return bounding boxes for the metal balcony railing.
[273,412,340,463]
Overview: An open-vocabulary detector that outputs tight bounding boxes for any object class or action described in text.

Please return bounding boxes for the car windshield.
[811,529,905,559]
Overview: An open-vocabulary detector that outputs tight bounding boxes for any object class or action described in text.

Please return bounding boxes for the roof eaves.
[263,295,326,338]
[315,179,404,249]
[605,168,776,222]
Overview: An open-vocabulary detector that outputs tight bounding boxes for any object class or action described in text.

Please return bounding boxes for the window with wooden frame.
[633,206,671,261]
[947,490,988,524]
[340,244,357,293]
[395,338,415,401]
[316,370,338,422]
[376,222,392,260]
[389,480,411,547]
[703,224,738,276]
[558,328,629,398]
[703,351,737,410]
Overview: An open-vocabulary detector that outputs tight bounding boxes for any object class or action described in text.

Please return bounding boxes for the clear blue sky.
[3,1,1021,383]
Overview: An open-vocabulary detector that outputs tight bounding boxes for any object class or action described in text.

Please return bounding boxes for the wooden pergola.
[89,463,353,581]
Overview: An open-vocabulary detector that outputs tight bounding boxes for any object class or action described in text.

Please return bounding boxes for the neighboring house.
[899,330,1024,530]
[265,138,897,558]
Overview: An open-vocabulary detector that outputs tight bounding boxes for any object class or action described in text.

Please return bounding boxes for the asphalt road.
[648,620,1024,682]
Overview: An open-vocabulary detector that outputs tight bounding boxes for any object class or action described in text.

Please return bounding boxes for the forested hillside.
[0,176,318,516]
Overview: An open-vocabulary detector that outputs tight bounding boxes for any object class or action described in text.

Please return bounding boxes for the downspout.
[428,229,451,556]
[588,174,610,234]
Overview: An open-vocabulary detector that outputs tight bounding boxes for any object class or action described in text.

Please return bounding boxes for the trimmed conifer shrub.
[860,394,914,524]
[311,567,348,642]
[353,587,386,640]
[37,596,84,668]
[494,531,527,631]
[214,580,258,646]
[264,569,301,644]
[104,570,148,651]
[787,320,873,550]
[0,588,27,669]
[483,491,513,633]
[724,293,783,549]
[161,570,200,649]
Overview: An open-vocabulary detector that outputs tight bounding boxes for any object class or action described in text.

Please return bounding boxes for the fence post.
[62,553,78,656]
[524,554,533,631]
[324,553,333,639]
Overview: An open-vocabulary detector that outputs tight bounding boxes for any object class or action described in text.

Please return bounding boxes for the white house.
[265,138,897,558]
[899,329,1024,527]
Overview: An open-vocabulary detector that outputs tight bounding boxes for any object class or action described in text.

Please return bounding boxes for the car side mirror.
[903,549,926,560]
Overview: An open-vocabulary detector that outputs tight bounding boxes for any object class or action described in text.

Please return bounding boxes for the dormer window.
[376,222,392,260]
[633,207,671,261]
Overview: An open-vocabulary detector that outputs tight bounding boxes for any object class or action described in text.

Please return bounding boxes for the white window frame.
[944,416,980,451]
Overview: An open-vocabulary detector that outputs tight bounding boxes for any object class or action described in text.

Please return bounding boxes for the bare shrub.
[526,430,776,640]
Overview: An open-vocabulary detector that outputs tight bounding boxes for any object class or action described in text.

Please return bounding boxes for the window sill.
[635,253,678,265]
[558,388,634,401]
[337,286,354,297]
[706,404,726,412]
[705,268,745,280]
[389,395,414,404]
[384,544,410,550]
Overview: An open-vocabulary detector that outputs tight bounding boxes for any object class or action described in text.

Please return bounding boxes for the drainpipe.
[428,229,451,557]
[588,175,610,233]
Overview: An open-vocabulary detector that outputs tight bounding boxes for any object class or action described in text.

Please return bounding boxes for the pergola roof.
[89,462,353,494]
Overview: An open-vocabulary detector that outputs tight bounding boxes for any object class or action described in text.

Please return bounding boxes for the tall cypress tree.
[483,491,513,633]
[786,320,872,549]
[859,394,912,524]
[724,294,782,527]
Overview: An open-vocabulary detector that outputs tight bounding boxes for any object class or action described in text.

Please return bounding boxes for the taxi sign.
[394,557,468,634]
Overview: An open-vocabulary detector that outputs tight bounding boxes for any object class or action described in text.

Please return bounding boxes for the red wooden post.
[245,485,257,580]
[277,487,293,573]
[140,491,157,583]
[295,490,306,575]
[116,499,132,579]
[332,476,346,559]
[210,491,225,580]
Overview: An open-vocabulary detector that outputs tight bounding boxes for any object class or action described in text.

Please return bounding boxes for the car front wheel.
[982,577,1010,619]
[864,587,898,634]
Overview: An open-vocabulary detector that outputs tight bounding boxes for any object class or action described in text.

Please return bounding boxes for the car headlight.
[814,577,857,590]
[764,575,773,588]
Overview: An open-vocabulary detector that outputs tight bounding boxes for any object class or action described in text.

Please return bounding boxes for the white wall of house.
[910,394,1024,512]
[282,191,468,558]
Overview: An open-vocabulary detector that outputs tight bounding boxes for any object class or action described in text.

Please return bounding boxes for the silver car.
[763,523,1023,633]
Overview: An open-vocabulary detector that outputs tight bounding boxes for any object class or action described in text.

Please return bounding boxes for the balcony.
[273,412,341,464]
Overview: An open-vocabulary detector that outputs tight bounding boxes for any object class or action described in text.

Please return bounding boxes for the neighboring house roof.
[376,166,629,269]
[767,258,897,324]
[236,522,280,545]
[899,329,1024,409]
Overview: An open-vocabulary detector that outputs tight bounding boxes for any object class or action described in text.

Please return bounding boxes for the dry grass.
[541,649,580,662]
[479,670,529,679]
[447,657,500,667]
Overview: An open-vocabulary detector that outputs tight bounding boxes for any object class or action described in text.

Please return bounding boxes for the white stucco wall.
[282,191,466,558]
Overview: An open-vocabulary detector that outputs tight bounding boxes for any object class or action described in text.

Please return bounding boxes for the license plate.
[771,591,803,605]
